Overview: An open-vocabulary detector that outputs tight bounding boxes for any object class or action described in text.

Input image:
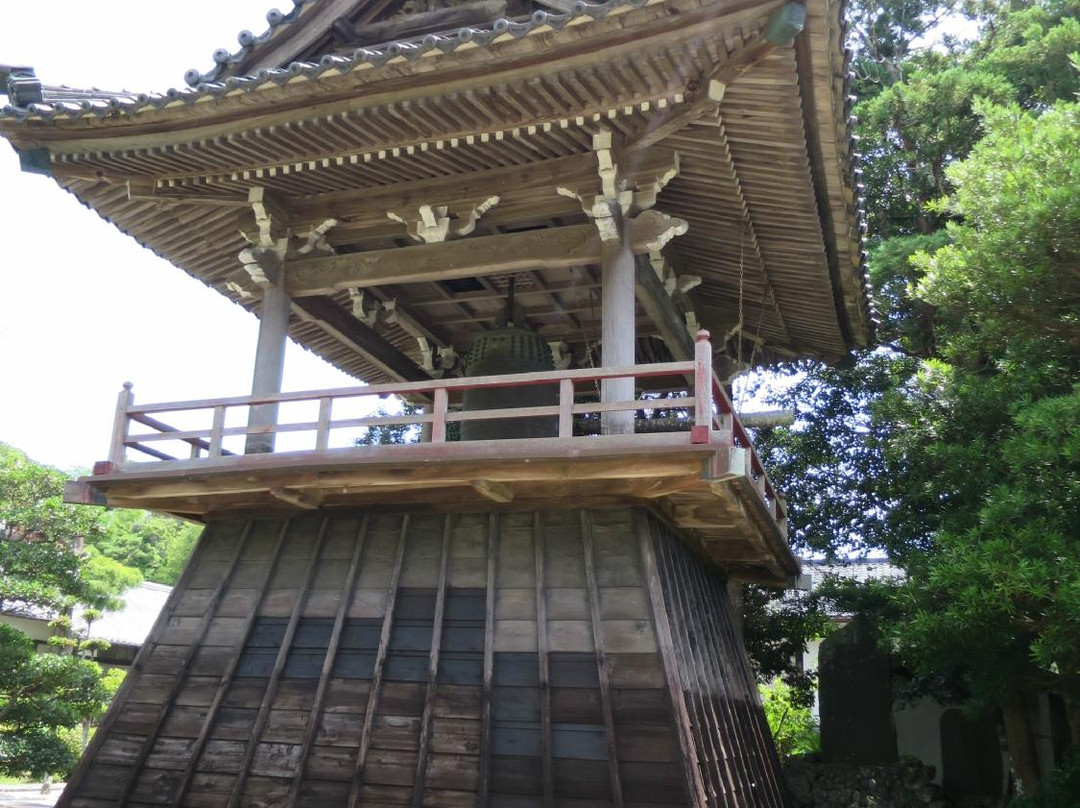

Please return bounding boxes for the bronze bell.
[460,325,558,441]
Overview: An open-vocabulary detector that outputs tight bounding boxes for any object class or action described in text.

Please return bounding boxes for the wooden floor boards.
[58,508,789,808]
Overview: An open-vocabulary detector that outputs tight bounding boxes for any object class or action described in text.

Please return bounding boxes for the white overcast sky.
[0,2,358,471]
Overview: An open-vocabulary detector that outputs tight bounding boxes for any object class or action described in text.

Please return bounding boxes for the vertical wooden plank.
[315,397,333,452]
[558,378,574,438]
[172,520,292,807]
[226,518,332,808]
[432,387,448,443]
[579,511,625,808]
[535,511,554,808]
[410,514,453,808]
[57,521,227,808]
[477,513,499,808]
[209,405,226,459]
[635,514,709,808]
[285,516,370,808]
[113,521,256,808]
[347,514,411,808]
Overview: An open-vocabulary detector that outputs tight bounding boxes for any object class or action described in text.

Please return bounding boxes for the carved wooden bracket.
[297,218,339,255]
[558,130,680,241]
[387,196,500,243]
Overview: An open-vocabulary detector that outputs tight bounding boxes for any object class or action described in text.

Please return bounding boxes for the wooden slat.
[410,514,453,807]
[580,511,625,808]
[113,521,255,808]
[654,520,737,805]
[226,518,332,807]
[679,543,759,801]
[347,514,411,808]
[635,514,708,808]
[285,515,370,807]
[171,520,293,806]
[476,513,498,808]
[700,562,786,804]
[535,512,554,808]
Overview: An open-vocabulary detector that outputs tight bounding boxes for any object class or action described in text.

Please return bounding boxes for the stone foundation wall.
[784,757,949,808]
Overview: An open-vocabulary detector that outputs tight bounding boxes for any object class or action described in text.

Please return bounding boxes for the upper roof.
[0,0,874,383]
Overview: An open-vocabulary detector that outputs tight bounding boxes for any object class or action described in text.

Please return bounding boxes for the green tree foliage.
[0,625,112,779]
[0,445,129,613]
[760,679,821,758]
[747,2,1080,793]
[95,509,200,585]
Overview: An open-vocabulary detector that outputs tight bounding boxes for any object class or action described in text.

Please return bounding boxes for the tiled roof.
[0,581,172,648]
[184,0,320,86]
[800,557,905,588]
[1,0,647,123]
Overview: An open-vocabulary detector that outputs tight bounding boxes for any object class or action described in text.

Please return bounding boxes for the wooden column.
[600,208,636,435]
[246,278,291,454]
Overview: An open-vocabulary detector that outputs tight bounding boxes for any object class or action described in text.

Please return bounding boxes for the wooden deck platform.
[65,336,796,585]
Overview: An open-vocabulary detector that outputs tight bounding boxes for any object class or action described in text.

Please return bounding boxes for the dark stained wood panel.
[58,508,789,808]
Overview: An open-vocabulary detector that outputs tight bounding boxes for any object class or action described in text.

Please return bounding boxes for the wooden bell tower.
[1,0,872,804]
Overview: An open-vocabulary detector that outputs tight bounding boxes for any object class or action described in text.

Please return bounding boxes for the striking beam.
[226,211,688,298]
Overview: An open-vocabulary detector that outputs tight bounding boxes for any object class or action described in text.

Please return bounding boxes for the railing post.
[315,397,332,452]
[209,406,227,459]
[558,378,574,438]
[108,382,134,466]
[691,330,712,444]
[432,388,448,443]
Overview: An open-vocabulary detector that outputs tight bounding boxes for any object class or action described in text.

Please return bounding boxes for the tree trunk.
[1062,691,1080,747]
[1002,686,1041,795]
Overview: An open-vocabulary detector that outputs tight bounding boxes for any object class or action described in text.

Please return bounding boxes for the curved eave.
[0,0,873,365]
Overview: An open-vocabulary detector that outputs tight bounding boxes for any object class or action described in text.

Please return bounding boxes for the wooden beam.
[470,478,513,503]
[292,295,431,383]
[634,254,694,361]
[230,212,687,298]
[268,486,323,509]
[287,149,678,231]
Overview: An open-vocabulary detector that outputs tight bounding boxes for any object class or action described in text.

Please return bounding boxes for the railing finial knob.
[695,329,710,342]
[122,381,133,391]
